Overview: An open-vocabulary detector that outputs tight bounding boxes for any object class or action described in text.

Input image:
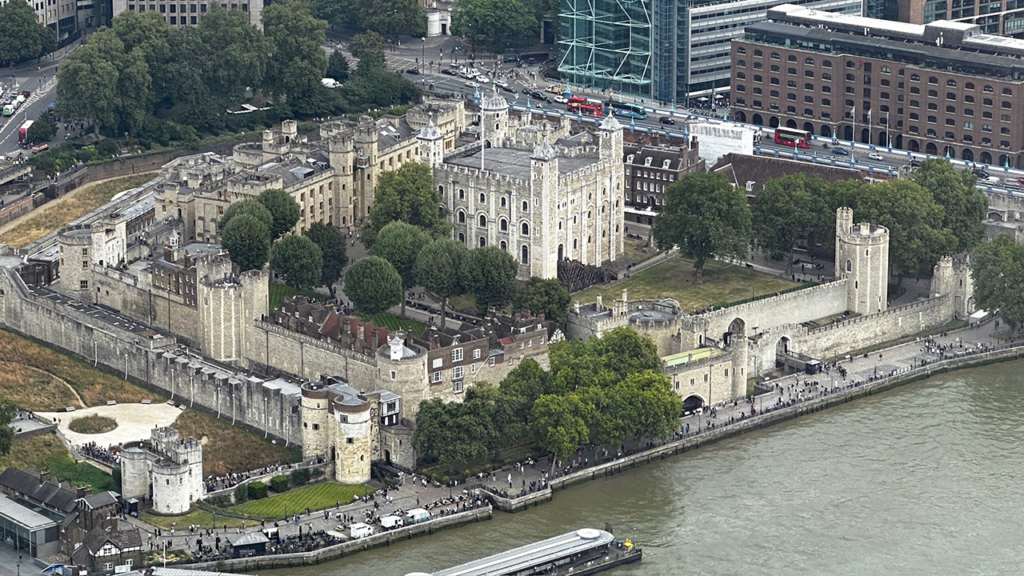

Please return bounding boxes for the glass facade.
[557,0,862,101]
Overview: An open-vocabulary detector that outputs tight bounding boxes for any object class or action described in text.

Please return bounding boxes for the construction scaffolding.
[557,0,654,97]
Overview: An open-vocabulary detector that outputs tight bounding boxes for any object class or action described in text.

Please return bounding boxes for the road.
[0,42,83,159]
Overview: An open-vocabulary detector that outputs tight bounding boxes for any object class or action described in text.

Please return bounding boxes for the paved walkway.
[38,402,182,449]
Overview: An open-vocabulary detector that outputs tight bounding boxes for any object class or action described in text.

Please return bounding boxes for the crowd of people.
[203,458,324,493]
[79,441,120,466]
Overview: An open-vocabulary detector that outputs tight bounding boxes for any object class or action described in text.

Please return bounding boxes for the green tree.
[844,179,956,283]
[348,30,386,72]
[912,159,988,253]
[112,11,174,103]
[451,0,538,52]
[0,398,14,458]
[514,277,570,325]
[219,198,273,232]
[326,50,350,81]
[498,358,550,422]
[466,245,518,315]
[340,66,420,108]
[357,0,426,37]
[369,221,431,316]
[530,393,589,461]
[0,0,55,64]
[262,1,329,110]
[256,188,301,240]
[753,174,832,273]
[221,214,271,271]
[344,255,402,314]
[414,239,467,323]
[310,0,356,29]
[197,4,271,105]
[365,162,448,247]
[609,370,681,440]
[653,172,752,283]
[972,234,1024,331]
[26,112,57,145]
[270,235,323,289]
[305,222,348,295]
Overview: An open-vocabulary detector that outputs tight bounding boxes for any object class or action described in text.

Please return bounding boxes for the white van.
[406,508,430,524]
[349,522,374,539]
[380,515,404,530]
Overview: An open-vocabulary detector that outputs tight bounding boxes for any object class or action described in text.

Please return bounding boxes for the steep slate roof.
[0,468,78,513]
[710,153,867,196]
[82,528,143,554]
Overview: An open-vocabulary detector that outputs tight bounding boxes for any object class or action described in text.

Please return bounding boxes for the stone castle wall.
[0,268,302,446]
[246,321,379,386]
[699,280,849,340]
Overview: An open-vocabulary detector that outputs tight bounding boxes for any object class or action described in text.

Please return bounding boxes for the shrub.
[310,468,324,479]
[206,495,233,508]
[234,483,249,504]
[270,475,289,493]
[290,468,311,486]
[247,481,268,500]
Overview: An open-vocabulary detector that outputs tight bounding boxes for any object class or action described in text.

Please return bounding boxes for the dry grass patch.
[68,415,118,434]
[0,173,154,247]
[0,329,164,407]
[0,433,70,471]
[172,409,300,477]
[0,360,83,411]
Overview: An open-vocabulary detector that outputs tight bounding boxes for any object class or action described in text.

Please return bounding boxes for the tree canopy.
[26,112,57,145]
[465,246,519,315]
[221,214,271,271]
[0,397,14,458]
[912,159,988,253]
[653,172,752,283]
[365,162,449,247]
[0,0,55,64]
[413,327,680,469]
[219,199,273,233]
[270,235,323,289]
[752,173,832,273]
[369,221,431,316]
[451,0,540,52]
[262,1,331,116]
[305,222,348,294]
[414,239,467,322]
[971,234,1024,330]
[344,255,403,314]
[256,188,301,240]
[514,277,571,326]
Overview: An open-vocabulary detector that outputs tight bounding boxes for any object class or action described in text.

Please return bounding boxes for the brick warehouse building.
[730,4,1024,168]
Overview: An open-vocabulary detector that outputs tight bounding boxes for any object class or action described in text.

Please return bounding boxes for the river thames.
[267,361,1024,575]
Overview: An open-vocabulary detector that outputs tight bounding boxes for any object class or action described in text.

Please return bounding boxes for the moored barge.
[417,528,641,576]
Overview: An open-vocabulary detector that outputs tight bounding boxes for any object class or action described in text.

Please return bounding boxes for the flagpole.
[851,105,856,162]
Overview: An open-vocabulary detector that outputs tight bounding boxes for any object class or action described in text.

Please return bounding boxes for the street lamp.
[421,38,425,72]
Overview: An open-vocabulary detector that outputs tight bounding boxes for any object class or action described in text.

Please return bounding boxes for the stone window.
[390,370,396,380]
[431,371,442,383]
[453,380,464,393]
[473,348,481,359]
[452,365,464,380]
[500,218,508,232]
[452,347,463,362]
[521,245,529,264]
[522,200,528,212]
[521,222,529,236]
[478,214,487,227]
[80,280,88,290]
[846,260,852,272]
[312,423,319,430]
[346,438,353,444]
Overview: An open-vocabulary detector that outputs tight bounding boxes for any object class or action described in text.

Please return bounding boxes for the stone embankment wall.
[700,279,849,338]
[184,507,493,572]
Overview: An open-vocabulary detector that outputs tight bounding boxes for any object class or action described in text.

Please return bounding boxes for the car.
[659,117,676,125]
[476,75,490,83]
[832,147,849,156]
[983,175,1001,185]
[405,68,420,75]
[553,95,567,104]
[1016,177,1024,185]
[909,158,922,167]
[522,88,532,94]
[499,85,516,94]
[440,68,457,76]
[868,152,883,160]
[973,167,989,178]
[495,79,509,88]
[465,81,480,88]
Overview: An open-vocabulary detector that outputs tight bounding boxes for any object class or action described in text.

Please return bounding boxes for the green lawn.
[573,257,798,312]
[268,283,322,312]
[230,482,370,518]
[357,312,428,337]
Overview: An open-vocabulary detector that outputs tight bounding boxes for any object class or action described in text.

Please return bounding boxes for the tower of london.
[119,427,204,515]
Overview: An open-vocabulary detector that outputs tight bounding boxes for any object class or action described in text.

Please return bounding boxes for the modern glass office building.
[557,0,862,101]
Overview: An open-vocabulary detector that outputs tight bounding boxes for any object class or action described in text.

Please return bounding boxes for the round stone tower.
[480,87,509,147]
[331,394,372,484]
[118,445,151,500]
[835,207,889,315]
[301,382,330,460]
[57,226,94,301]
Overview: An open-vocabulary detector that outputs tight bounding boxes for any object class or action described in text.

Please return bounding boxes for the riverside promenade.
[123,319,1019,570]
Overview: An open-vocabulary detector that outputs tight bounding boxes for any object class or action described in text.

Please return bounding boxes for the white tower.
[480,87,509,148]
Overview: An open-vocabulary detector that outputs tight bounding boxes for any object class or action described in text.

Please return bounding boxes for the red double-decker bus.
[774,127,811,148]
[567,95,603,117]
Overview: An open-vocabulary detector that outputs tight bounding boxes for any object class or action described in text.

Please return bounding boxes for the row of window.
[444,186,532,213]
[455,212,531,235]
